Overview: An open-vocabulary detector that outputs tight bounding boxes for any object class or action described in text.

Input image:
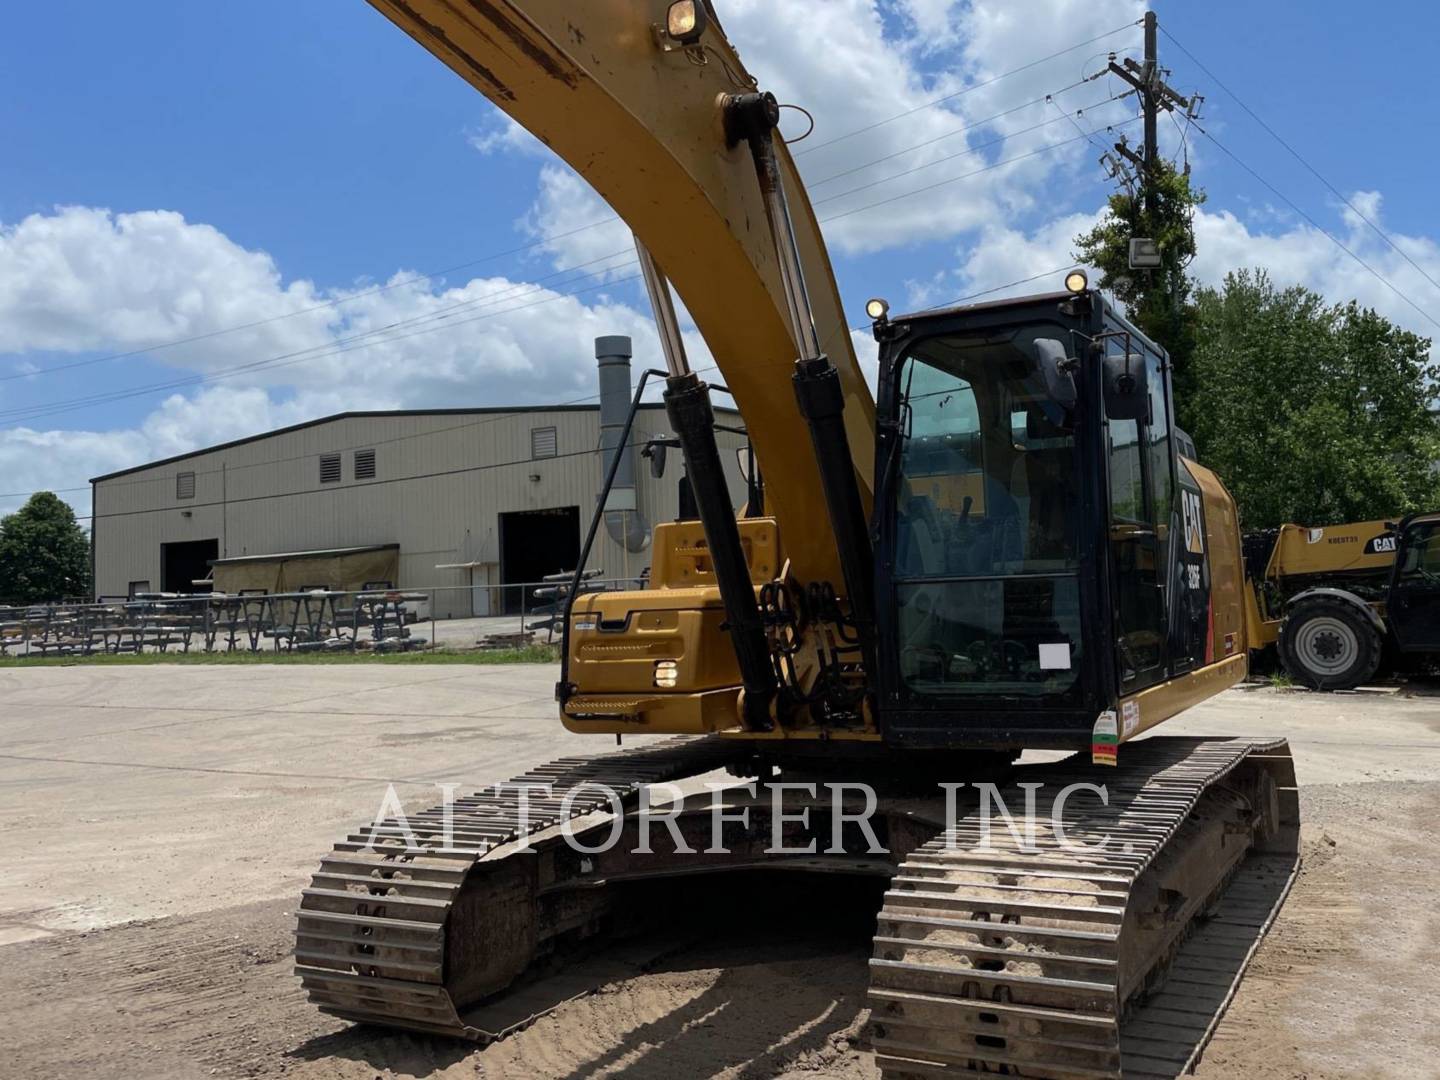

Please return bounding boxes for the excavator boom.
[364,0,874,586]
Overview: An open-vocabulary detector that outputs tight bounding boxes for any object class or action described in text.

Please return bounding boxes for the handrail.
[556,368,669,703]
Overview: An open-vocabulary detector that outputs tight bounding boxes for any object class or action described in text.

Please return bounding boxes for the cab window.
[1399,522,1440,581]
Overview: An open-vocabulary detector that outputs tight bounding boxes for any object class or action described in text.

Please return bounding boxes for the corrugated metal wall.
[91,406,748,618]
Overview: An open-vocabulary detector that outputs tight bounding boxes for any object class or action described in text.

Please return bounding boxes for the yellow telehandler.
[1245,513,1440,689]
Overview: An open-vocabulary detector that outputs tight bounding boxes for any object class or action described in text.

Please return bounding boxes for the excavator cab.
[870,284,1246,749]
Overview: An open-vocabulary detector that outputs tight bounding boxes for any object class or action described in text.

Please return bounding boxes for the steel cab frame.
[870,289,1185,750]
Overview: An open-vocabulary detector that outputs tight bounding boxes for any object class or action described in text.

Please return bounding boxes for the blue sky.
[2,0,1438,520]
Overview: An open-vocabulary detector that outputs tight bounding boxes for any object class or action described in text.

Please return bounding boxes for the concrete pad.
[0,662,592,935]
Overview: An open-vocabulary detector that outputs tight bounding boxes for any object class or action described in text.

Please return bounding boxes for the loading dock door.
[500,507,580,614]
[161,539,219,593]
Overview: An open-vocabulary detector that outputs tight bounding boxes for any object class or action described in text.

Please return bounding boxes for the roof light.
[865,297,890,321]
[1065,270,1089,294]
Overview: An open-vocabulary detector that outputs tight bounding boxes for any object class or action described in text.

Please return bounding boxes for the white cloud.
[0,386,345,522]
[893,0,965,46]
[0,205,667,406]
[938,194,1440,357]
[1339,189,1384,233]
[1192,201,1440,343]
[728,0,1142,253]
[0,206,672,520]
[525,0,1144,269]
[920,208,1103,308]
[466,114,544,156]
[0,206,332,364]
[521,166,632,277]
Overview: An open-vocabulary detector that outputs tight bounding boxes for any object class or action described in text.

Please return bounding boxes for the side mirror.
[1103,352,1150,422]
[644,441,668,479]
[1031,338,1077,409]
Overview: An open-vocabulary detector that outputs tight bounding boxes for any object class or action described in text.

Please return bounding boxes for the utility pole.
[1142,11,1158,200]
[1107,12,1202,213]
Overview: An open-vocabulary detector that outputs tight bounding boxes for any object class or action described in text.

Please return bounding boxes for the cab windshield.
[891,327,1083,700]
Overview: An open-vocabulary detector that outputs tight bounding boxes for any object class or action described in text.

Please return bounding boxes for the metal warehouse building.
[89,337,747,619]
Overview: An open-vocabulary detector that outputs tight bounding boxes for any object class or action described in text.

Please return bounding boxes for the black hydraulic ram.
[724,92,878,679]
[663,372,777,731]
[634,237,777,732]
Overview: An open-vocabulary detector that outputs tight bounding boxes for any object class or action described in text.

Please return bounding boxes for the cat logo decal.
[1182,489,1205,556]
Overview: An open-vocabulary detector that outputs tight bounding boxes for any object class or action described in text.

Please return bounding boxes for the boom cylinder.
[793,357,879,676]
[725,91,878,677]
[664,372,777,731]
[635,238,690,378]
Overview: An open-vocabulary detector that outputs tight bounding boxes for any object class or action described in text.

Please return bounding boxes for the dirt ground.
[2,663,1438,1079]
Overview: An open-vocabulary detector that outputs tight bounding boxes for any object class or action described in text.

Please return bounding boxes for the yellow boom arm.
[365,0,875,585]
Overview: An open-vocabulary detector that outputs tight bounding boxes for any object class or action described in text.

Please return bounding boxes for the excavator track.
[297,735,1296,1073]
[294,735,747,1040]
[867,737,1299,1079]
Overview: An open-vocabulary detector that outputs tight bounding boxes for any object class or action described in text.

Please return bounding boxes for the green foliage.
[1186,270,1440,530]
[1268,669,1295,690]
[1074,163,1206,420]
[0,493,92,603]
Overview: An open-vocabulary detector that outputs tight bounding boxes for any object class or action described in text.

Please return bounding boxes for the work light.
[664,1,707,45]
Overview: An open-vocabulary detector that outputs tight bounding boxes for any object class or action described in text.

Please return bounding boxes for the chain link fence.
[0,575,639,658]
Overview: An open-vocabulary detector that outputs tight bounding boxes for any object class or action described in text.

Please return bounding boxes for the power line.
[4,68,1131,498]
[1161,27,1440,301]
[820,116,1141,224]
[1193,124,1440,334]
[0,362,733,501]
[806,74,1101,188]
[793,20,1140,157]
[6,110,1135,426]
[4,262,1086,509]
[64,266,1072,522]
[0,258,646,424]
[2,27,1138,392]
[1,218,621,383]
[813,91,1129,208]
[916,265,1082,316]
[1,244,641,390]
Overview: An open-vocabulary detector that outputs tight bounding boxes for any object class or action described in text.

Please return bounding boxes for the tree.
[0,492,92,603]
[1074,163,1206,425]
[1185,270,1440,530]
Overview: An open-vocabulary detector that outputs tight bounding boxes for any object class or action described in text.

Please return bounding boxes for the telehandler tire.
[1279,595,1383,690]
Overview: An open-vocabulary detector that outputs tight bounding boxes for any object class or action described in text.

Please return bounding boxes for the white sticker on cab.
[1039,643,1071,670]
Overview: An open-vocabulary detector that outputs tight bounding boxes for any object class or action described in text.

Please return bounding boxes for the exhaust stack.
[596,335,649,554]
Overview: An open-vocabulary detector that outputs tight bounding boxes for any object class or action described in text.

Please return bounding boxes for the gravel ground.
[1,663,1436,1079]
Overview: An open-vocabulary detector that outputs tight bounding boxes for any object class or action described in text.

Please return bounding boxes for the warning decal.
[1121,699,1140,737]
[1091,710,1119,766]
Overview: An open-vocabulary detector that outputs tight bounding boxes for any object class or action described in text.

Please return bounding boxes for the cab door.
[1103,332,1173,692]
[1388,514,1440,651]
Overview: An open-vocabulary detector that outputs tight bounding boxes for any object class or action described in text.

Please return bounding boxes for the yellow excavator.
[295,4,1299,1076]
